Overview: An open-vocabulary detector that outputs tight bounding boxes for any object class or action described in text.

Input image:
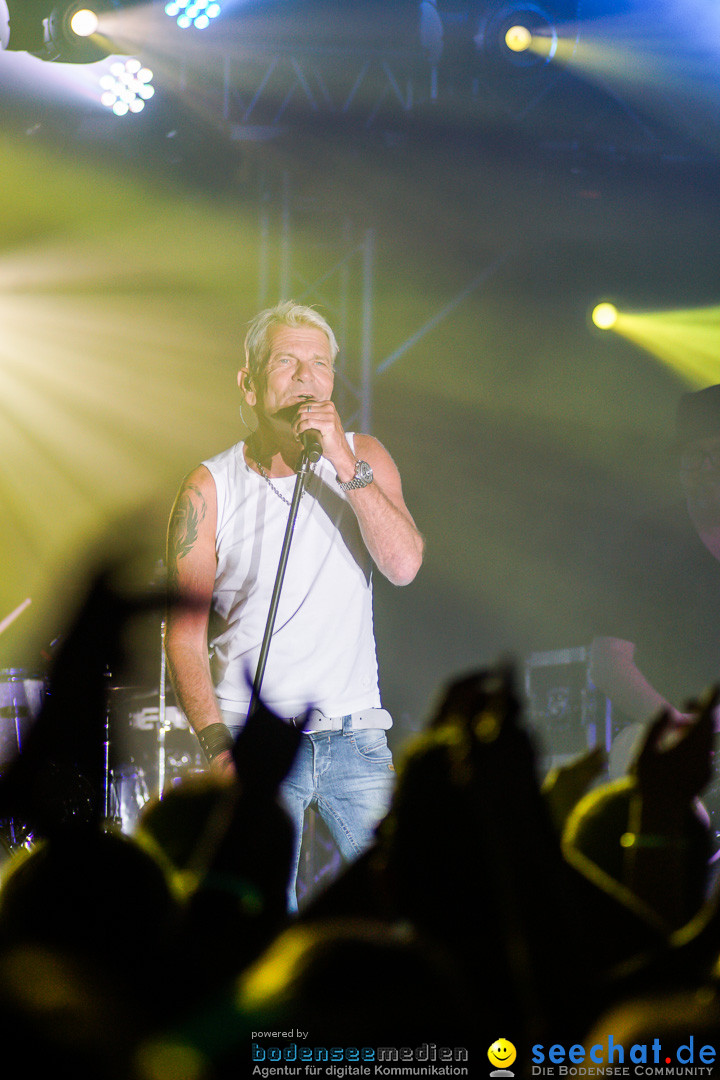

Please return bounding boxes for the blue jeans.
[226,713,395,912]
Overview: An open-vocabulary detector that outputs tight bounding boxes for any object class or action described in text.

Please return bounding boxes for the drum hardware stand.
[247,449,315,722]
[10,681,24,757]
[103,705,112,821]
[103,670,119,825]
[157,616,170,800]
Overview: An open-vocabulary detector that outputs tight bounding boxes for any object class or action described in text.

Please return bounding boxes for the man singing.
[164,301,424,907]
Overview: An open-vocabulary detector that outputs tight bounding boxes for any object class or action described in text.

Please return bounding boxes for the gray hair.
[244,301,339,382]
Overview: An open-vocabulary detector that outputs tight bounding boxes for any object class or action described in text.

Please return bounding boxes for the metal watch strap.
[337,459,373,492]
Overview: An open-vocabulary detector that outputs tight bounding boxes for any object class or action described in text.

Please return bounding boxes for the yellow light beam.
[524,32,558,62]
[0,131,263,663]
[536,12,720,155]
[600,305,720,388]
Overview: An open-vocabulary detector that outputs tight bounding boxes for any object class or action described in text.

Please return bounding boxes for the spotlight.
[505,24,532,53]
[0,0,128,62]
[591,302,618,330]
[41,2,107,62]
[99,56,154,115]
[164,0,221,31]
[69,7,98,36]
[476,4,563,69]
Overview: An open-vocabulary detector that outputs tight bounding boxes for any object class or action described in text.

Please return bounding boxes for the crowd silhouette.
[1,561,719,1080]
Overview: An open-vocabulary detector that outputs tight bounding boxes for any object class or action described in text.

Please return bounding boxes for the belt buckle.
[307,707,327,731]
[290,709,326,731]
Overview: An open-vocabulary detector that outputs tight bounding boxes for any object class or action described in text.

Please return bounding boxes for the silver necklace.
[254,458,314,507]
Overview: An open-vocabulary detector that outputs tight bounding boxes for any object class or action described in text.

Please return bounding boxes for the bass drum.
[108,689,206,835]
[109,763,206,835]
[109,765,151,836]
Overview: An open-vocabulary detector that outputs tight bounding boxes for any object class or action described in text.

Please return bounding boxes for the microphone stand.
[246,449,314,722]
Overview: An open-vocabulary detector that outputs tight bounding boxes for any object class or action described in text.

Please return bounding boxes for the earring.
[239,398,257,432]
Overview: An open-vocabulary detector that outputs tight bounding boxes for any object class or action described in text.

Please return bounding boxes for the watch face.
[356,460,373,484]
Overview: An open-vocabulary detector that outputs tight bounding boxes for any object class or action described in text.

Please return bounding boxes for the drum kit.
[107,687,205,834]
[0,600,205,858]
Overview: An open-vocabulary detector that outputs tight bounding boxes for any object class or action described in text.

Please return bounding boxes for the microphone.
[295,398,323,463]
[301,428,323,463]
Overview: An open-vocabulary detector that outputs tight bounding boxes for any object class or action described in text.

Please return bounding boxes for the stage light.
[592,302,618,330]
[505,24,532,53]
[41,2,109,62]
[164,0,221,31]
[0,0,124,62]
[99,56,154,115]
[69,7,98,36]
[476,3,561,69]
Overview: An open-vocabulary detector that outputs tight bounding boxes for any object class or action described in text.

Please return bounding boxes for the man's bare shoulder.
[352,433,397,467]
[179,462,216,497]
[167,465,218,587]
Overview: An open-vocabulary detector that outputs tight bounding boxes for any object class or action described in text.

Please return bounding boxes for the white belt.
[290,707,392,732]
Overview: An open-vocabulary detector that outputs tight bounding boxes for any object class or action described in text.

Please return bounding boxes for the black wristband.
[197,723,234,763]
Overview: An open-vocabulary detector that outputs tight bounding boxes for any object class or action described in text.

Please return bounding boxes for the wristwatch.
[337,459,374,491]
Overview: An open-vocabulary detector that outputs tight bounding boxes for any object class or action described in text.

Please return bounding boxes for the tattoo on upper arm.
[167,483,207,589]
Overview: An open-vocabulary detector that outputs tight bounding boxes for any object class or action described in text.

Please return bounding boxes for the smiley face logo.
[488,1039,517,1073]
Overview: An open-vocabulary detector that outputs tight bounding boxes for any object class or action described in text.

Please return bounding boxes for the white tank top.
[203,435,382,718]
